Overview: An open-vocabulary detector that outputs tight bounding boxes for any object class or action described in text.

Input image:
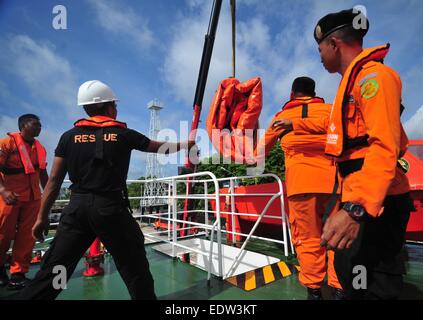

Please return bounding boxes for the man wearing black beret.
[315,8,412,299]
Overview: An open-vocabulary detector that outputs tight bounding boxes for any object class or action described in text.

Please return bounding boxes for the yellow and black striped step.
[226,261,300,291]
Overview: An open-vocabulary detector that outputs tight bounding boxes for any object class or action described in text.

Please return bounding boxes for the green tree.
[186,143,285,209]
[196,143,285,187]
[261,142,285,182]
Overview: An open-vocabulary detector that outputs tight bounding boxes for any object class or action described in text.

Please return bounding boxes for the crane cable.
[230,0,236,78]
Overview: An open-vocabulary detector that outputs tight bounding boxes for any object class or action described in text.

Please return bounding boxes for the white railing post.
[229,179,236,244]
[204,181,209,237]
[207,221,217,281]
[212,175,222,278]
[172,178,177,257]
[167,183,172,241]
[276,179,289,257]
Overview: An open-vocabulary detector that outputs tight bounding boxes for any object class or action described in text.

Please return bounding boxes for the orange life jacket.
[7,132,46,174]
[74,116,127,162]
[281,97,325,111]
[257,97,337,197]
[74,115,127,128]
[73,115,132,208]
[325,44,410,216]
[325,44,390,157]
[206,77,262,164]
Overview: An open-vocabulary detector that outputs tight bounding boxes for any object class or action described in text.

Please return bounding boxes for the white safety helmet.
[77,80,119,106]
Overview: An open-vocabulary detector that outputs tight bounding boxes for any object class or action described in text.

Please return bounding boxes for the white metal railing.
[41,172,294,280]
[129,172,223,278]
[135,172,294,280]
[216,174,294,259]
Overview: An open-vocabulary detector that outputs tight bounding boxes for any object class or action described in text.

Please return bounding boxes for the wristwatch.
[342,202,366,221]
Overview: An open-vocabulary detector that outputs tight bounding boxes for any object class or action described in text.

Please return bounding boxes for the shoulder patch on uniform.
[361,79,379,99]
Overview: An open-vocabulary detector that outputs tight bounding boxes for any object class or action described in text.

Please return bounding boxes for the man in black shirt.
[18,80,195,300]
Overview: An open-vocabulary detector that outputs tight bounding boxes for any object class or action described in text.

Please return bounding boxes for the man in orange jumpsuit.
[0,114,48,289]
[257,77,344,300]
[315,9,412,299]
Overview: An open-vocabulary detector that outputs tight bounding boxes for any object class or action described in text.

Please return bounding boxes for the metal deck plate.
[152,238,280,278]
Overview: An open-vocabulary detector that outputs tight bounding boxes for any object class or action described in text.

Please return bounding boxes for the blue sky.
[1,0,423,179]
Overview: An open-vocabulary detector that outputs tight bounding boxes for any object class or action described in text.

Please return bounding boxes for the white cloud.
[162,1,341,130]
[38,127,64,172]
[405,106,423,140]
[185,0,203,9]
[0,34,80,121]
[0,80,10,100]
[162,3,267,111]
[401,61,423,121]
[0,116,18,133]
[87,0,155,52]
[0,34,84,172]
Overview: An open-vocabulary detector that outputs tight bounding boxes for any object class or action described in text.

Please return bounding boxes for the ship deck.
[1,234,423,300]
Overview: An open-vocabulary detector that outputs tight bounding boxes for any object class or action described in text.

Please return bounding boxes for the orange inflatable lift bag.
[206,77,262,164]
[404,140,423,241]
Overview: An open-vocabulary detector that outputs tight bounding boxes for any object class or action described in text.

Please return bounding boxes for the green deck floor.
[1,241,423,300]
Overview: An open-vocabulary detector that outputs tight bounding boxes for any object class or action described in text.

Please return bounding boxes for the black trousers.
[334,193,413,300]
[18,193,156,300]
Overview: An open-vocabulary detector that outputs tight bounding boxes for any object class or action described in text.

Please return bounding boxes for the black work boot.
[307,287,323,300]
[7,273,29,290]
[0,266,9,287]
[332,287,348,300]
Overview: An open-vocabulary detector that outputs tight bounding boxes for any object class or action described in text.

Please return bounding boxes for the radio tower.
[141,99,168,207]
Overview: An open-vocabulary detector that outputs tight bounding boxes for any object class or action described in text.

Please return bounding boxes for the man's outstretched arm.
[33,157,67,241]
[146,140,195,154]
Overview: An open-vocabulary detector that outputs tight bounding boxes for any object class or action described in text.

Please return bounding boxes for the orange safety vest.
[74,115,127,129]
[258,97,337,197]
[7,132,46,174]
[0,133,46,201]
[74,115,127,163]
[206,77,262,164]
[325,44,410,216]
[73,115,132,207]
[326,44,391,157]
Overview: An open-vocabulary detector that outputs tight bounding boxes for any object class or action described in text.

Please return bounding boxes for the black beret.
[292,77,315,95]
[314,8,369,43]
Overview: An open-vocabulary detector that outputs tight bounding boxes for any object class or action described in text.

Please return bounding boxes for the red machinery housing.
[405,140,423,241]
